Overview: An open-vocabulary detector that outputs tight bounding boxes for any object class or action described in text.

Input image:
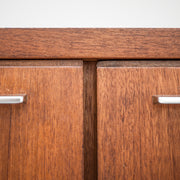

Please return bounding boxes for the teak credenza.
[0,28,180,180]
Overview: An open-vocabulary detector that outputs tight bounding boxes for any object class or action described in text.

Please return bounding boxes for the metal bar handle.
[0,95,26,104]
[153,95,180,104]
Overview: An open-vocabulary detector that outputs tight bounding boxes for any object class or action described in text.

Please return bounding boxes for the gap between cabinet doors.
[83,61,97,180]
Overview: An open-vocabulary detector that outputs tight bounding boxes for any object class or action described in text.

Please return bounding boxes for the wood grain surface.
[97,61,180,180]
[0,29,179,59]
[83,62,97,180]
[0,60,84,180]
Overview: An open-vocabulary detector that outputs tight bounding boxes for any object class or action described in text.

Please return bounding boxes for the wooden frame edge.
[0,28,179,60]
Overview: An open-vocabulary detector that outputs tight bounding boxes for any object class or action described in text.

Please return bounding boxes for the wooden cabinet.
[0,29,180,180]
[97,61,180,180]
[0,60,84,180]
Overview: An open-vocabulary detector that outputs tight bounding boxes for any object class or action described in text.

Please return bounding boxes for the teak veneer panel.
[0,60,84,180]
[0,28,180,59]
[97,61,180,180]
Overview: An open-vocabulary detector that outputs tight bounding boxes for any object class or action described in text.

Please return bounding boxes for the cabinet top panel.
[0,29,179,60]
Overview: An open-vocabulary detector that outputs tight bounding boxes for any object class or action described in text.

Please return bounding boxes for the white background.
[0,0,179,27]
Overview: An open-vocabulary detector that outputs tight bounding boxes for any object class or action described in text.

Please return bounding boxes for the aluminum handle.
[0,95,26,104]
[153,95,180,104]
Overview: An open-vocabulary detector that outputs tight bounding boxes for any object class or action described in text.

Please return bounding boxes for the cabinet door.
[97,61,180,180]
[0,60,83,180]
